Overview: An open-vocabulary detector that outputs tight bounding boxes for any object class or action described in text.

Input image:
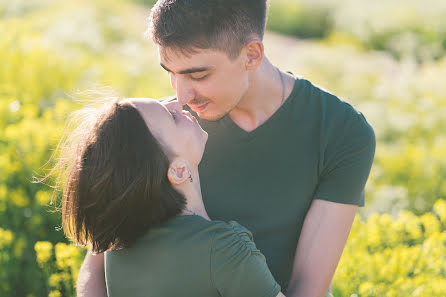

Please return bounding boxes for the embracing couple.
[56,1,376,297]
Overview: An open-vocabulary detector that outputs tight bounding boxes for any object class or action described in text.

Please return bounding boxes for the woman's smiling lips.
[181,110,199,124]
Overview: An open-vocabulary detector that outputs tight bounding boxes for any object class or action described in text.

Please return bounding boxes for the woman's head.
[54,98,206,253]
[128,98,208,167]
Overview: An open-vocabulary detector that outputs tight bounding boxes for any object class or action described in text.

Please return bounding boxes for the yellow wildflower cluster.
[2,0,446,296]
[34,241,53,269]
[333,199,446,296]
[34,242,86,297]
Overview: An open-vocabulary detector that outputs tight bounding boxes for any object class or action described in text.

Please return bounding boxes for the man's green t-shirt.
[105,215,281,297]
[193,77,376,290]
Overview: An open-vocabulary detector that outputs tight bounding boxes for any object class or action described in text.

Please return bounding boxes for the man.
[77,1,375,296]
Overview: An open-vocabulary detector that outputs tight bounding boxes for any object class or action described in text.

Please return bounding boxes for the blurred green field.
[1,0,445,296]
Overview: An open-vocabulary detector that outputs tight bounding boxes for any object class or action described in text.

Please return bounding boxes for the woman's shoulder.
[152,216,253,244]
[136,215,258,254]
[175,216,253,238]
[209,220,258,255]
[165,216,257,254]
[209,221,281,297]
[214,220,254,241]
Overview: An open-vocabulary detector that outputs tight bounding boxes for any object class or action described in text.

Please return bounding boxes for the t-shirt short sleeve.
[314,104,376,206]
[210,221,281,297]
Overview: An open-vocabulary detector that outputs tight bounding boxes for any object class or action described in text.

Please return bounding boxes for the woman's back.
[105,215,281,297]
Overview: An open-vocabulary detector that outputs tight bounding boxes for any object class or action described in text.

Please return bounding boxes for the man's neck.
[228,57,293,132]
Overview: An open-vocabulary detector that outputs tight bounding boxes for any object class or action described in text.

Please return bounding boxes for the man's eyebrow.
[160,63,212,74]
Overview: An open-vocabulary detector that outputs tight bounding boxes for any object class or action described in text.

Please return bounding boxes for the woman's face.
[128,99,208,166]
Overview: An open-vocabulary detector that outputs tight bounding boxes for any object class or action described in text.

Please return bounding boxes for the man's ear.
[167,159,191,185]
[244,40,264,70]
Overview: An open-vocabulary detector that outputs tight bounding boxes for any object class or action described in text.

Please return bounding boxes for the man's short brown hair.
[148,0,268,58]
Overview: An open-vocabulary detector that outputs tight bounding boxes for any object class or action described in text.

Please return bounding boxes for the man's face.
[159,46,249,121]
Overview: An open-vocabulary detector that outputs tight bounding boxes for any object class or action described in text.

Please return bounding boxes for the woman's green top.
[105,214,281,297]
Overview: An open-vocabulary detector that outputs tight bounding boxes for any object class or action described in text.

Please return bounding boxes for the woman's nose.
[164,101,182,112]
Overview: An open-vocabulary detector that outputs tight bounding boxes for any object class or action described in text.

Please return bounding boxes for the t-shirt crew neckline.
[219,78,301,141]
[167,213,204,223]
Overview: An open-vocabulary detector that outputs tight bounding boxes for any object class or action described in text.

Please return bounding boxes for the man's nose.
[174,77,195,106]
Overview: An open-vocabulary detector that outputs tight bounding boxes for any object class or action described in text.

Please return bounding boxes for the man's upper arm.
[77,250,107,297]
[314,108,376,207]
[286,97,375,297]
[286,199,357,297]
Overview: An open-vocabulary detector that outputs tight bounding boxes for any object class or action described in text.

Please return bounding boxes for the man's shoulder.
[293,76,370,126]
[293,77,351,110]
[289,77,374,149]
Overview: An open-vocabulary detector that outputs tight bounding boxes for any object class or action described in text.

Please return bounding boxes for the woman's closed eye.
[170,110,178,120]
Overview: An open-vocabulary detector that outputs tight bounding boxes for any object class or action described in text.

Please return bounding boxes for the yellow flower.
[0,228,14,248]
[55,242,81,270]
[35,190,52,206]
[34,241,53,268]
[433,199,446,225]
[420,213,442,236]
[48,290,61,297]
[9,188,30,207]
[49,273,61,289]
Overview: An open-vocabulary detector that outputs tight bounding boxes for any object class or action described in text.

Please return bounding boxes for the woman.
[54,97,284,297]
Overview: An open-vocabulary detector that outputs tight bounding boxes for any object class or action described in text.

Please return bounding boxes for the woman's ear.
[243,40,264,70]
[167,159,191,185]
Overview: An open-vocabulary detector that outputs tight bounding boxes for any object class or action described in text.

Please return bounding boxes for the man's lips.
[189,101,209,113]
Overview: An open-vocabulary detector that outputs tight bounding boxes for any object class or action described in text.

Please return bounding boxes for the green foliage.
[132,0,157,6]
[1,0,445,296]
[267,0,332,39]
[0,228,14,293]
[333,199,446,297]
[0,1,170,296]
[266,0,446,61]
[329,0,446,61]
[0,19,82,297]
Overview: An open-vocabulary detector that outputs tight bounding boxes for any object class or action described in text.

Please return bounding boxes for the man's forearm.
[286,279,333,297]
[77,251,107,297]
[286,200,357,297]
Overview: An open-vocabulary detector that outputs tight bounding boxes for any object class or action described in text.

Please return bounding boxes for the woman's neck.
[177,168,211,220]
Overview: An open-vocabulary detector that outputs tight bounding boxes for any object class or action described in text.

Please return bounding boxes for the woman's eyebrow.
[162,105,176,121]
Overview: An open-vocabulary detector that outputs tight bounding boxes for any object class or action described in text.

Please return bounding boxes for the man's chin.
[197,110,226,122]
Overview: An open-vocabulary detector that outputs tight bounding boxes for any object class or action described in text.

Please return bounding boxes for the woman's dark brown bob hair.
[50,98,185,253]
